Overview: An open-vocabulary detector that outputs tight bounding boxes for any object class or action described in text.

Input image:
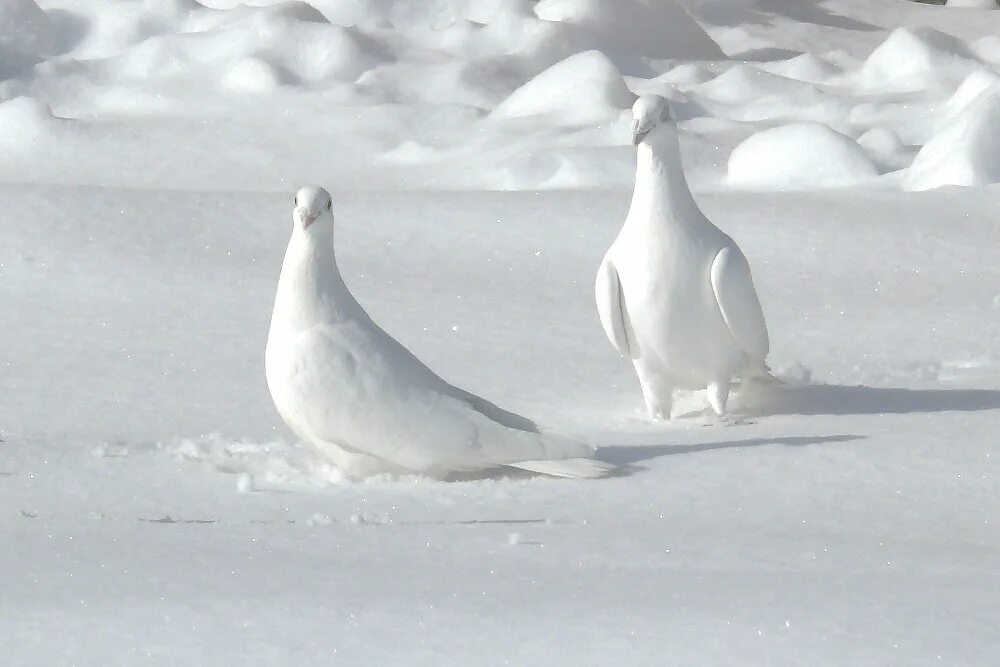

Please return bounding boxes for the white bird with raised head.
[595,96,772,419]
[266,186,615,479]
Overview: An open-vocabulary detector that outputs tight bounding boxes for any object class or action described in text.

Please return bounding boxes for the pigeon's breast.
[265,324,367,442]
[615,232,742,381]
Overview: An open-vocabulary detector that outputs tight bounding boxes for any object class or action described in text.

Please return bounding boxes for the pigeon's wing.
[595,255,637,359]
[448,385,540,432]
[710,245,769,361]
[287,324,590,474]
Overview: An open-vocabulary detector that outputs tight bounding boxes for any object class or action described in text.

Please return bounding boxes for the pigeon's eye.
[326,200,332,211]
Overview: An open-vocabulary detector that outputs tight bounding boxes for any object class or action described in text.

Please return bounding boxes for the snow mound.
[728,122,878,190]
[311,0,474,28]
[491,50,633,124]
[657,63,715,86]
[973,35,1000,64]
[223,56,291,93]
[905,85,1000,190]
[496,147,632,190]
[759,53,841,83]
[947,69,1000,114]
[0,0,54,76]
[945,0,996,7]
[857,126,906,159]
[103,9,382,85]
[694,64,813,104]
[857,126,914,171]
[533,0,724,69]
[0,96,60,144]
[278,24,383,82]
[859,28,980,91]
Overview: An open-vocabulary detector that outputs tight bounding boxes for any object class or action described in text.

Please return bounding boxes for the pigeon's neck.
[272,230,355,330]
[627,132,702,233]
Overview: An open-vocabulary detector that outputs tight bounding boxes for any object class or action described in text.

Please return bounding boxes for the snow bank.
[857,127,906,159]
[102,8,382,86]
[728,122,878,190]
[973,35,1000,64]
[945,0,997,7]
[758,53,841,83]
[491,50,633,124]
[859,28,981,91]
[312,0,722,77]
[0,96,60,146]
[947,69,1000,114]
[0,0,54,77]
[694,64,813,104]
[656,63,714,86]
[533,0,724,70]
[223,56,291,92]
[495,147,632,190]
[905,85,1000,190]
[856,126,913,171]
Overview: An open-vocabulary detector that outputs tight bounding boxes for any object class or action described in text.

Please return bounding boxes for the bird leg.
[706,377,731,416]
[634,362,674,421]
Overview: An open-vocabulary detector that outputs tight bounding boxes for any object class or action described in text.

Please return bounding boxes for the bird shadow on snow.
[597,434,864,468]
[738,383,1000,417]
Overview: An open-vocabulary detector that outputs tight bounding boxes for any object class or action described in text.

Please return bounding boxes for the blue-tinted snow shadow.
[598,434,863,467]
[740,384,1000,417]
[692,0,879,32]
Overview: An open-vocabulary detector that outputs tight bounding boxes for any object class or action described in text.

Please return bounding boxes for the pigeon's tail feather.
[508,458,616,479]
[536,428,595,459]
[505,429,614,479]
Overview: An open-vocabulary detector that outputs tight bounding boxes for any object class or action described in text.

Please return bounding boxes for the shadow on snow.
[739,383,1000,417]
[598,434,864,467]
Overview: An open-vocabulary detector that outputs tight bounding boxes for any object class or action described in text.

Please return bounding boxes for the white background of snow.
[1,0,1000,664]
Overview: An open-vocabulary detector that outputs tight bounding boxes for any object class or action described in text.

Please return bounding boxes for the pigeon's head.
[293,186,334,233]
[631,95,675,146]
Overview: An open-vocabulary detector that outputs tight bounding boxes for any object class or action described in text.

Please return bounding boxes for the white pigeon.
[595,95,771,419]
[265,186,615,479]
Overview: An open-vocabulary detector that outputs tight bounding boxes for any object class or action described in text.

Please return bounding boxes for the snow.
[2,0,1000,663]
[0,0,53,78]
[946,0,997,8]
[491,50,633,124]
[905,84,1000,190]
[858,27,982,93]
[533,0,725,68]
[728,122,877,190]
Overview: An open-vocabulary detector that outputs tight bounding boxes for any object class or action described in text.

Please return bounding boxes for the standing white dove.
[595,95,772,420]
[265,186,614,479]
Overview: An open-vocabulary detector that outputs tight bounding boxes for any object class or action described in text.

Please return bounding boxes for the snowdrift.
[728,122,878,190]
[905,84,1000,190]
[491,50,633,124]
[859,27,982,92]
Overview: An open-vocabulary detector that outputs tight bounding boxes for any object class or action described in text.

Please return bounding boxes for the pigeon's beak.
[632,121,651,146]
[296,207,317,229]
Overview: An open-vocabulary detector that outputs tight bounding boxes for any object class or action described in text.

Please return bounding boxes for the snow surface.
[2,0,1000,664]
